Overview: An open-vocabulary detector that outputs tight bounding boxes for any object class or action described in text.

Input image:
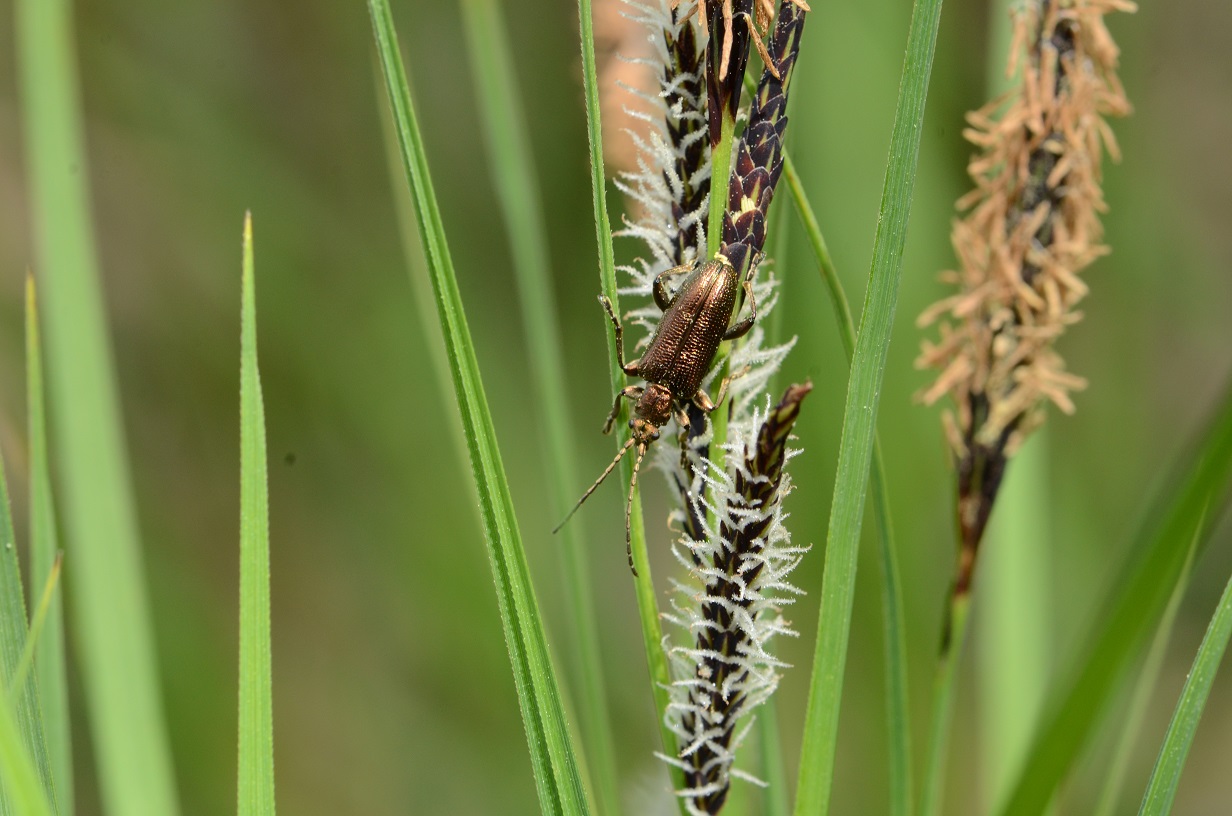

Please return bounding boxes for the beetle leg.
[652,264,694,312]
[603,386,643,434]
[723,278,758,340]
[599,295,640,375]
[694,388,717,414]
[696,365,752,413]
[675,406,693,470]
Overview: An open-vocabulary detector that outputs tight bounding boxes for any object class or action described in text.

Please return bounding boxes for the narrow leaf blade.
[14,0,181,811]
[0,681,55,816]
[1093,525,1200,816]
[793,1,945,813]
[367,3,591,813]
[780,147,913,816]
[458,3,621,812]
[238,213,276,816]
[1137,567,1232,815]
[25,276,70,812]
[0,454,55,813]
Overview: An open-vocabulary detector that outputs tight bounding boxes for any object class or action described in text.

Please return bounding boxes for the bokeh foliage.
[0,1,1229,813]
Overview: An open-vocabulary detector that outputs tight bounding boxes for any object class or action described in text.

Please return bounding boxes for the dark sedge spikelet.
[664,4,710,264]
[665,383,811,814]
[703,0,755,146]
[614,0,711,269]
[719,0,806,279]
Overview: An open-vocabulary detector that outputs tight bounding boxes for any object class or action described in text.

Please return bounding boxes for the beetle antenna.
[553,437,636,534]
[625,443,649,577]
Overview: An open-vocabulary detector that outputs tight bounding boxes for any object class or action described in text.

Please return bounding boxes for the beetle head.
[632,384,672,444]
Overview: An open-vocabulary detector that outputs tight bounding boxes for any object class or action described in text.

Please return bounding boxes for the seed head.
[660,383,810,814]
[611,5,811,811]
[917,0,1134,567]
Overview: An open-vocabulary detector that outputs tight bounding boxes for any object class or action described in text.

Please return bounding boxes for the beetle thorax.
[632,383,673,444]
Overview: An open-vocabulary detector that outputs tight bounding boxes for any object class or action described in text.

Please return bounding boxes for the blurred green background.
[0,0,1229,814]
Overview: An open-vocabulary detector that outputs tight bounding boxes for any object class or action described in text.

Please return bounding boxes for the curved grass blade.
[24,276,71,814]
[367,3,591,813]
[238,213,276,816]
[574,0,684,802]
[998,382,1232,816]
[780,146,913,816]
[7,555,62,718]
[792,1,945,813]
[14,1,181,812]
[1093,518,1200,816]
[1137,563,1232,815]
[459,4,620,812]
[0,454,55,814]
[756,70,913,816]
[0,680,55,816]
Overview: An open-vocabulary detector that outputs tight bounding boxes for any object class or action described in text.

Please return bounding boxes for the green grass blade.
[24,276,71,814]
[459,4,621,812]
[0,676,55,816]
[1137,564,1232,815]
[758,700,790,816]
[920,592,970,816]
[0,454,55,814]
[576,0,617,306]
[238,213,276,816]
[14,1,181,813]
[1093,517,1201,816]
[998,382,1232,816]
[977,435,1052,813]
[8,555,62,719]
[785,153,913,816]
[575,0,684,802]
[780,149,913,816]
[367,4,591,813]
[869,455,913,816]
[792,1,945,813]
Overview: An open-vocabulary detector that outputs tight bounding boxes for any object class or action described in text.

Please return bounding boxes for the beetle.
[555,254,757,574]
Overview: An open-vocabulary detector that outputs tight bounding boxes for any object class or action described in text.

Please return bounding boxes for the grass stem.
[920,592,971,816]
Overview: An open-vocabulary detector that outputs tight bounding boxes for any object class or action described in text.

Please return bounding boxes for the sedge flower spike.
[917,0,1135,593]
[661,383,810,814]
[612,2,809,812]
